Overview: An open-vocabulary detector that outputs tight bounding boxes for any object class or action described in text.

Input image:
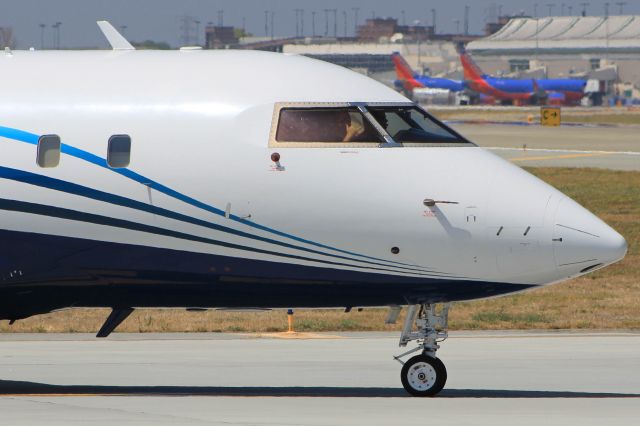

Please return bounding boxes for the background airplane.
[460,51,587,105]
[392,52,465,94]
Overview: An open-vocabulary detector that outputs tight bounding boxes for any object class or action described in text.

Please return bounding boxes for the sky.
[2,0,639,49]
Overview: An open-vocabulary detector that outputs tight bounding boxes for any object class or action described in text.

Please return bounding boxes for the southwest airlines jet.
[460,51,586,105]
[0,22,626,396]
[392,52,465,93]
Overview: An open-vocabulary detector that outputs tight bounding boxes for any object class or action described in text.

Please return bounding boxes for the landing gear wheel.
[400,354,447,397]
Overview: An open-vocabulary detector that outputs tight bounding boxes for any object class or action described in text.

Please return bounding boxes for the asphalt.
[449,123,640,170]
[0,331,638,425]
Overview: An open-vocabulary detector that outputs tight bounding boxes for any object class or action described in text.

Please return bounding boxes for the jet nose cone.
[553,198,627,272]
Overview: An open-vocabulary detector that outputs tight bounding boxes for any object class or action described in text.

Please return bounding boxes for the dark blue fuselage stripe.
[0,198,455,278]
[0,125,421,268]
[0,166,444,275]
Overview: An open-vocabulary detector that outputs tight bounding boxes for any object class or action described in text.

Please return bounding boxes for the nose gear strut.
[394,303,450,396]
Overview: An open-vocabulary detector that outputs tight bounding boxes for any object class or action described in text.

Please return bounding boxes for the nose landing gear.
[394,304,450,396]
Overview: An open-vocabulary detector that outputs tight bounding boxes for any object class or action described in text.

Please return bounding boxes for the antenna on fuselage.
[97,20,135,50]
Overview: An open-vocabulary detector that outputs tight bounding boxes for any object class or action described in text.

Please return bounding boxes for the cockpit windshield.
[367,106,465,144]
[271,103,469,147]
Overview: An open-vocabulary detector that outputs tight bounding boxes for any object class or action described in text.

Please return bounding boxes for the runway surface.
[0,331,638,425]
[450,123,640,170]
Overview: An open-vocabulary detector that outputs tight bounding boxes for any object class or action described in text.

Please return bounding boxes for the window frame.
[107,134,132,168]
[269,102,473,148]
[36,134,61,168]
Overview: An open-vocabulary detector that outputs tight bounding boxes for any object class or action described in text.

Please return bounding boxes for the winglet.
[97,20,135,50]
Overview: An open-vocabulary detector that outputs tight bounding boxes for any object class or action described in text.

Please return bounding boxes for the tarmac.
[0,331,638,425]
[450,123,640,170]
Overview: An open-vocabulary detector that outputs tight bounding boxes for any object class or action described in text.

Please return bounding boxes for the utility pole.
[534,3,538,17]
[193,21,199,45]
[301,10,305,37]
[39,23,45,49]
[546,3,554,16]
[453,19,460,34]
[561,3,566,15]
[352,7,359,35]
[294,9,301,37]
[498,4,503,17]
[401,10,406,26]
[568,6,573,15]
[464,5,470,35]
[264,10,269,37]
[333,9,338,38]
[616,1,627,14]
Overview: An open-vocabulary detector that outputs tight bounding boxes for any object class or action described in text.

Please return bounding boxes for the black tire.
[400,354,447,397]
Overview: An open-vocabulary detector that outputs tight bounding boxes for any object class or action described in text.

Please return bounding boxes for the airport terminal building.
[466,15,640,87]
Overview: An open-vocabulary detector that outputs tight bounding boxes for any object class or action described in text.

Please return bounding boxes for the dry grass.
[0,167,638,333]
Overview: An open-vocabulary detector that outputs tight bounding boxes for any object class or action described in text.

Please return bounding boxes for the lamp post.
[39,23,45,49]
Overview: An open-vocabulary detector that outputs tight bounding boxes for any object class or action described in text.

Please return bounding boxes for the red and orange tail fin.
[459,51,485,81]
[391,52,416,81]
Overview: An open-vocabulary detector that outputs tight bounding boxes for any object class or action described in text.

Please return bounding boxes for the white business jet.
[0,22,627,396]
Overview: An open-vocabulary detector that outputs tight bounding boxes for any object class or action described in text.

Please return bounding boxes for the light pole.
[193,21,199,45]
[270,11,274,40]
[431,9,436,34]
[52,22,62,49]
[605,3,610,61]
[39,23,45,49]
[343,10,347,37]
[312,11,316,37]
[414,20,422,70]
[352,7,359,35]
[580,2,589,16]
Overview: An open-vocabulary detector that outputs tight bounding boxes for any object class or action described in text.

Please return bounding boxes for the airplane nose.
[553,197,627,272]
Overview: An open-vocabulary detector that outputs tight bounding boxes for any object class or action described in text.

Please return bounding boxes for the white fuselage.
[0,49,627,316]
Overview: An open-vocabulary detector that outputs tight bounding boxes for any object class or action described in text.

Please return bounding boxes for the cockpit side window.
[367,107,465,144]
[276,108,383,144]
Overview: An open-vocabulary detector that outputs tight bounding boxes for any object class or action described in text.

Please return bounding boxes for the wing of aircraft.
[0,22,626,397]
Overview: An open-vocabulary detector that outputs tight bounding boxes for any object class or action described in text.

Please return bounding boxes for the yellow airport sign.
[541,107,561,126]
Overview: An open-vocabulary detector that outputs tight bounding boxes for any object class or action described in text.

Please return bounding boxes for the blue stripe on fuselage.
[0,166,444,275]
[0,125,421,269]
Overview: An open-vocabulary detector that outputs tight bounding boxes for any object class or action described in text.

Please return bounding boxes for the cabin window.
[276,108,383,144]
[367,106,465,144]
[107,135,131,168]
[36,135,61,168]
